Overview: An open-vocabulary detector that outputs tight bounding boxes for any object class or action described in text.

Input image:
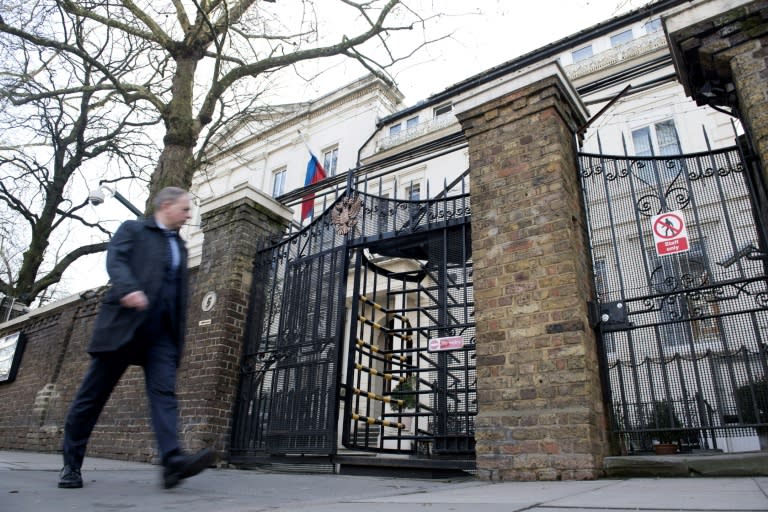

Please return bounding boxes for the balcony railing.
[377,114,457,151]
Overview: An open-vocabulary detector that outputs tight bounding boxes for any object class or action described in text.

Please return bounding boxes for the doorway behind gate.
[230,174,476,472]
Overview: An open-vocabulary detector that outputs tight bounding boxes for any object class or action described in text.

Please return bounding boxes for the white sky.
[290,0,649,105]
[388,0,647,104]
[59,0,650,298]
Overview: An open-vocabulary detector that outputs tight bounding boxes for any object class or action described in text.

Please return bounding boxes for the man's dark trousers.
[62,274,181,469]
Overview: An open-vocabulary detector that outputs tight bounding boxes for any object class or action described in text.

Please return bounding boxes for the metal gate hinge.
[589,300,630,331]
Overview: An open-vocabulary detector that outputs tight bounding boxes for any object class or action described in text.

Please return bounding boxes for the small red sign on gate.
[428,336,465,352]
[651,210,690,256]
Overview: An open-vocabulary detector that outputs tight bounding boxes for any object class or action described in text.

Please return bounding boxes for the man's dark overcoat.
[88,216,188,362]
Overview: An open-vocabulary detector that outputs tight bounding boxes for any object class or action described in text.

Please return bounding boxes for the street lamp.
[87,182,143,217]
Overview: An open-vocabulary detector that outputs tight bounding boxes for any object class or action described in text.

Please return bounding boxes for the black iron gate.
[231,175,475,464]
[230,205,349,457]
[579,145,768,453]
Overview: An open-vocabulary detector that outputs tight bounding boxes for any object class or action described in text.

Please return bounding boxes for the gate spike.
[702,125,712,152]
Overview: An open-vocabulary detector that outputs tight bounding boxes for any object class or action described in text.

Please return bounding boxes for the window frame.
[405,182,421,201]
[610,29,634,47]
[322,146,339,177]
[272,167,287,197]
[433,103,452,117]
[645,239,720,346]
[571,45,593,63]
[644,18,662,33]
[630,119,682,157]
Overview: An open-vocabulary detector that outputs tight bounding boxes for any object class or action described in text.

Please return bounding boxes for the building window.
[631,119,682,157]
[272,168,286,197]
[405,182,421,200]
[610,29,634,47]
[433,103,452,117]
[646,240,719,346]
[323,146,338,177]
[645,18,662,33]
[571,45,593,63]
[389,124,401,136]
[406,116,419,130]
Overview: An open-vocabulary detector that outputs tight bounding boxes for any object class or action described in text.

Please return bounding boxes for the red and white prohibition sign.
[651,210,690,256]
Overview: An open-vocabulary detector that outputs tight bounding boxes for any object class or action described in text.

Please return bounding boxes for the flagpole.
[297,129,315,157]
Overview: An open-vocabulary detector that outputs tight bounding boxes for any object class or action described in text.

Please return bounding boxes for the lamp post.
[87,182,143,217]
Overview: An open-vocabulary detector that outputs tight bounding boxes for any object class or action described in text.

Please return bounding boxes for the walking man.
[59,186,215,489]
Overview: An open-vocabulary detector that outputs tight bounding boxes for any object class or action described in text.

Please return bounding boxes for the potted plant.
[643,400,682,454]
[392,374,418,412]
[735,377,768,450]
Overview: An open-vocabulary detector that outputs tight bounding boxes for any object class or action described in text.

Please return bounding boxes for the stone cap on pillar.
[199,182,294,225]
[664,0,756,108]
[452,60,589,127]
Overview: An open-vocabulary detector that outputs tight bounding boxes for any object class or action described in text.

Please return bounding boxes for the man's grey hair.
[153,187,188,209]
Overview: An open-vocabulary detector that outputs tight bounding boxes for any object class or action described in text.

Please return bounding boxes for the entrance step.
[334,454,475,479]
[604,451,768,477]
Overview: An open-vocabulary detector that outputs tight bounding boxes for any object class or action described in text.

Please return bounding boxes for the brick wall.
[456,72,609,481]
[717,3,768,182]
[180,195,289,457]
[0,190,289,464]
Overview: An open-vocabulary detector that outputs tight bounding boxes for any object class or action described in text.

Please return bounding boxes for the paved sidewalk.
[2,450,767,512]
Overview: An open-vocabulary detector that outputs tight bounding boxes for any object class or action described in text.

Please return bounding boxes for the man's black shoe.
[162,448,216,489]
[58,465,83,489]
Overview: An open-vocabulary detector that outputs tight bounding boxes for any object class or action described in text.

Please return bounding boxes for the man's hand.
[120,291,149,310]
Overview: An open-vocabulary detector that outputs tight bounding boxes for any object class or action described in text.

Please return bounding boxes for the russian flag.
[301,152,327,221]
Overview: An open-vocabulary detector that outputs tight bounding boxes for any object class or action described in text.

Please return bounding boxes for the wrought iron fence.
[579,146,768,453]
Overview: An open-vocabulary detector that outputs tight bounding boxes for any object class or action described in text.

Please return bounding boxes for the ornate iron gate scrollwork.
[579,146,768,453]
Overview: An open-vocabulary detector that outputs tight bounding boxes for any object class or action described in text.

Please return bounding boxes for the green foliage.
[643,400,682,444]
[393,375,418,412]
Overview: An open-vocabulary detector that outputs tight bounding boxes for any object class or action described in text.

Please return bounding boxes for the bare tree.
[1,0,442,210]
[0,2,161,304]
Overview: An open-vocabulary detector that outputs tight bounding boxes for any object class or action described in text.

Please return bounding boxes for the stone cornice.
[207,77,403,164]
[564,32,669,81]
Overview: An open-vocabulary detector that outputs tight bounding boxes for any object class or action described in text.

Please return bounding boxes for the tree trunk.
[146,54,202,211]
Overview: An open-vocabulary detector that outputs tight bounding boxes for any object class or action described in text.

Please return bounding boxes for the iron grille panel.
[579,147,768,453]
[342,201,476,457]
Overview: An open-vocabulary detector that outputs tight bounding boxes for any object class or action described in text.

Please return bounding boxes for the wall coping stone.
[199,182,293,224]
[664,0,754,34]
[0,293,83,331]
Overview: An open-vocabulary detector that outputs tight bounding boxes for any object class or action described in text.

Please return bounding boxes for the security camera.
[88,188,105,206]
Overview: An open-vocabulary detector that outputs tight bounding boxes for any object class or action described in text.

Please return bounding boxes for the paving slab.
[2,450,768,512]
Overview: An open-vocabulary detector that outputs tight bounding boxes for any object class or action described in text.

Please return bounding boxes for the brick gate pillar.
[666,0,768,180]
[178,184,292,459]
[454,62,609,481]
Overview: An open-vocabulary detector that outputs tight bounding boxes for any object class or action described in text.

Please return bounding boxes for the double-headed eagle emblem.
[331,194,363,235]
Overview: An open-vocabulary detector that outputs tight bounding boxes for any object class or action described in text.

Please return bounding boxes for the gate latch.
[590,301,630,331]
